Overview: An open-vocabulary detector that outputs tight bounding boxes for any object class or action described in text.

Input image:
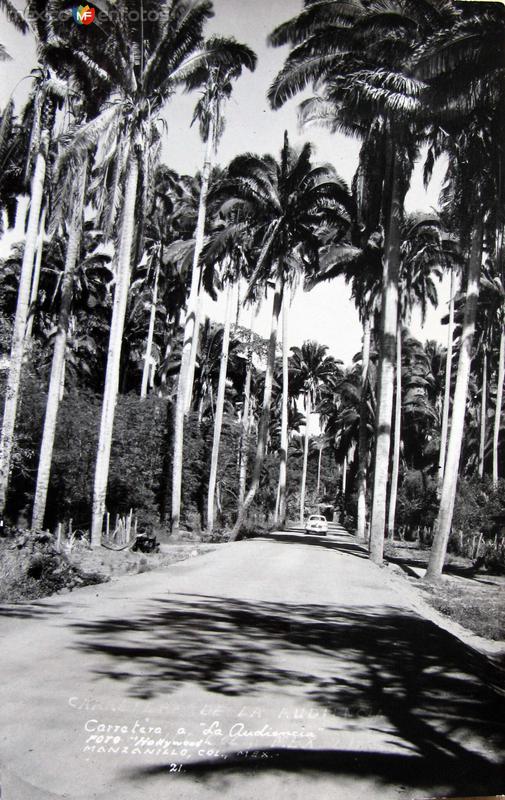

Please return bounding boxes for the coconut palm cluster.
[0,0,504,580]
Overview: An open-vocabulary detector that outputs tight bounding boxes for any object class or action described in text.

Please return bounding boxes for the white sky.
[1,0,450,365]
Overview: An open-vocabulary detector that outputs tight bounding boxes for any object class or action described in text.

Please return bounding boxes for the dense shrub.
[395,469,438,536]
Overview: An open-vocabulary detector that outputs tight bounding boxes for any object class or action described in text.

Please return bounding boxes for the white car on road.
[305,515,328,535]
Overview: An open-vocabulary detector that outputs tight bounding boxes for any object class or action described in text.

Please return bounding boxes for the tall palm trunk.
[0,130,49,514]
[299,390,312,525]
[316,445,323,497]
[438,266,455,491]
[387,319,402,538]
[31,161,88,530]
[231,272,284,539]
[274,478,281,521]
[478,349,488,478]
[238,330,254,505]
[493,326,505,486]
[171,115,215,531]
[369,150,403,564]
[357,315,371,539]
[207,281,233,533]
[426,218,484,581]
[140,258,160,399]
[342,454,347,497]
[238,305,257,505]
[277,296,289,526]
[25,205,47,341]
[91,152,139,545]
[185,289,205,412]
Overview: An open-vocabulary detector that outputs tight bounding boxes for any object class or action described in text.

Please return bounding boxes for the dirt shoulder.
[384,542,505,655]
[0,527,219,603]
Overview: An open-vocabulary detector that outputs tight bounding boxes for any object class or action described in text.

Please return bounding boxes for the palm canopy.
[41,1,254,230]
[416,3,505,118]
[321,364,376,461]
[267,0,458,123]
[214,131,355,301]
[266,0,461,260]
[0,0,28,61]
[399,213,444,323]
[187,35,257,144]
[200,205,254,296]
[290,341,342,404]
[0,102,27,233]
[304,226,383,321]
[307,211,445,323]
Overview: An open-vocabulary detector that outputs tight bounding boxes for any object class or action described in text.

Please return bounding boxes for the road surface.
[1,525,504,799]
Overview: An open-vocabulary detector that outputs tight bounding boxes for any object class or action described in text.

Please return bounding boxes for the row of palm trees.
[0,0,504,582]
[265,0,505,579]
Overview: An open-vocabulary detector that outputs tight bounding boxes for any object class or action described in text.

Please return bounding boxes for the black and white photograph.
[0,0,505,798]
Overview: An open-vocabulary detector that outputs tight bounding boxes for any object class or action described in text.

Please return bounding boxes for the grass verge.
[385,541,505,641]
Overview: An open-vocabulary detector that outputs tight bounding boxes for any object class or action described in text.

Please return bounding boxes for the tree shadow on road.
[72,593,505,797]
[0,601,63,619]
[255,532,370,558]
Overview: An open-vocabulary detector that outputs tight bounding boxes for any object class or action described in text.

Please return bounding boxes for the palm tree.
[222,133,354,538]
[204,214,251,533]
[466,267,504,479]
[49,0,242,544]
[171,36,256,532]
[477,272,505,485]
[31,157,89,530]
[276,294,290,527]
[418,4,505,577]
[387,214,443,538]
[0,67,63,514]
[137,166,183,398]
[237,309,264,506]
[305,224,382,540]
[268,0,459,563]
[206,278,234,532]
[291,341,339,525]
[426,121,496,579]
[437,262,457,489]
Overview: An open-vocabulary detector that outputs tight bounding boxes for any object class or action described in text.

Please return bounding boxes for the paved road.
[1,527,504,800]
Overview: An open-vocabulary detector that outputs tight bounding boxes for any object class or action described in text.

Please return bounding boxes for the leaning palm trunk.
[426,219,484,581]
[277,297,289,526]
[438,266,455,491]
[25,205,47,341]
[171,115,215,531]
[356,316,371,539]
[31,161,88,530]
[299,391,312,525]
[387,320,402,538]
[231,272,284,539]
[369,151,403,564]
[207,281,233,533]
[0,130,50,514]
[478,349,488,478]
[140,258,160,399]
[91,152,139,546]
[493,326,505,486]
